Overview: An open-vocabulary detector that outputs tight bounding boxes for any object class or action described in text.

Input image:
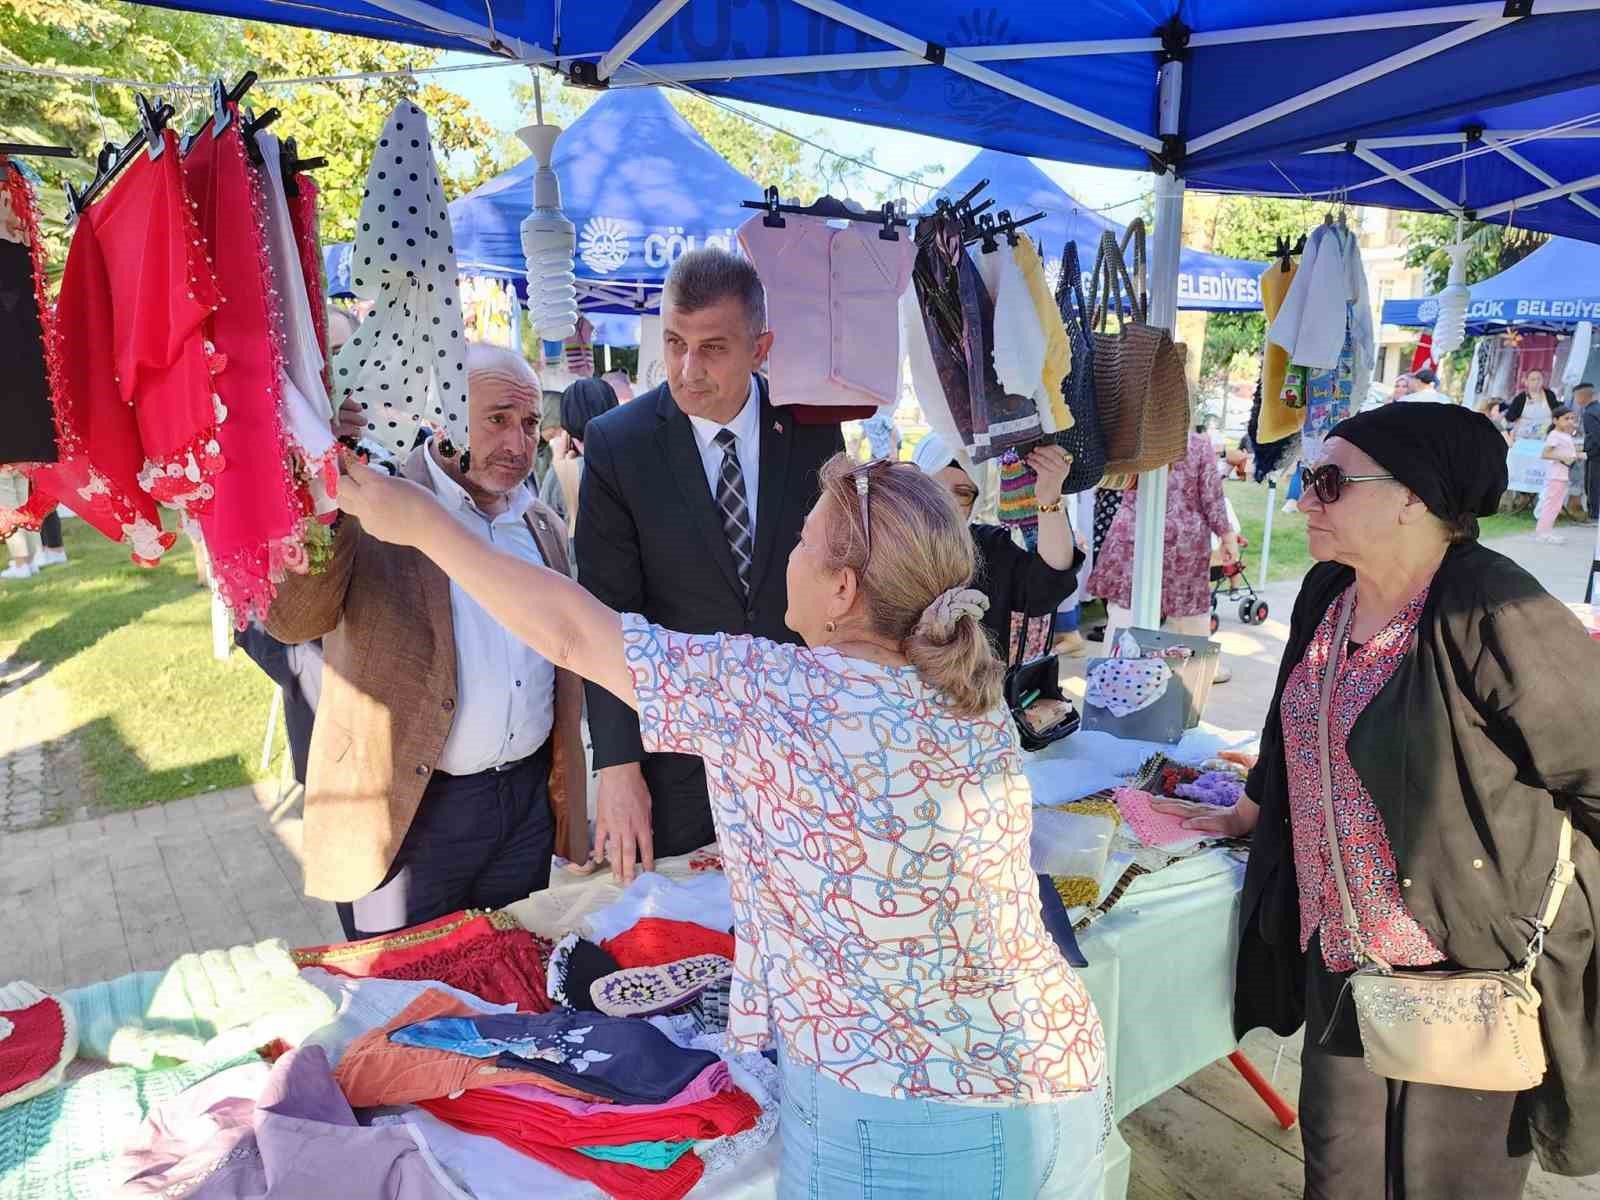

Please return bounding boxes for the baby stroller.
[1209,532,1269,634]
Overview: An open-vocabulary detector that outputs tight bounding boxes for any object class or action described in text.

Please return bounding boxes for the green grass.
[1225,478,1542,586]
[0,521,285,809]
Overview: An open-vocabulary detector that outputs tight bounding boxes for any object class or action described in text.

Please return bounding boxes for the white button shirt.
[423,447,556,775]
[686,376,762,535]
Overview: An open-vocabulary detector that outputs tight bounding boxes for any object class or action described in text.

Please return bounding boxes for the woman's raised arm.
[336,457,637,708]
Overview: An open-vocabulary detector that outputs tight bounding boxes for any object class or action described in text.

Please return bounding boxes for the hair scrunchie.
[918,587,989,640]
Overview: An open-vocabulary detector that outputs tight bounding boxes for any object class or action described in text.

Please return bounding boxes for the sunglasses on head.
[1305,462,1396,505]
[840,457,904,567]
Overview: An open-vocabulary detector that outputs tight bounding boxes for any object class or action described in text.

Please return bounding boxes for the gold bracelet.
[1037,498,1064,513]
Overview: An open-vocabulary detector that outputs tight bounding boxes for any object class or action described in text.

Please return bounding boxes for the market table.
[528,722,1258,1200]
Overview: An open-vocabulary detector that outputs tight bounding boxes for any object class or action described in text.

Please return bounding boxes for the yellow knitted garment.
[1052,875,1101,908]
[1013,238,1074,432]
[1259,259,1307,443]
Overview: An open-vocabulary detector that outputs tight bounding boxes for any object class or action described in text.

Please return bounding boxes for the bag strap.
[1121,218,1150,324]
[1318,587,1577,979]
[1314,589,1388,970]
[1521,810,1575,974]
[1059,241,1091,338]
[1090,229,1137,334]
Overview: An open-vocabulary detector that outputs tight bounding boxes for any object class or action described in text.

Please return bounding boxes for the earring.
[824,620,837,634]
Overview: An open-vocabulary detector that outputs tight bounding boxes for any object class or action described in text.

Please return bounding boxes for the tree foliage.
[1399,212,1547,291]
[1195,195,1324,379]
[1,1,508,246]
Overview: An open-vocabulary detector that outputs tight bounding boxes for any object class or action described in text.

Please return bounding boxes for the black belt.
[435,737,551,780]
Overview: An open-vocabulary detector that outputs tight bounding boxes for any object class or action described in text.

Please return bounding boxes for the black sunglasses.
[1305,463,1396,505]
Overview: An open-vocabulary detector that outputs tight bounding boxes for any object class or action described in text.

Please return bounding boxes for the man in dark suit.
[577,248,843,879]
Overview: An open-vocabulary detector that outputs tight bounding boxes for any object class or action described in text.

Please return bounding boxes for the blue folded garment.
[1037,873,1088,968]
[389,1009,720,1104]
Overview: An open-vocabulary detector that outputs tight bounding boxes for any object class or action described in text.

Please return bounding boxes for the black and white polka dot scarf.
[330,102,469,459]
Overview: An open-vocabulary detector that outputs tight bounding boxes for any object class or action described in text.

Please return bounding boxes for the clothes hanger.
[0,142,76,159]
[741,185,909,240]
[64,93,173,220]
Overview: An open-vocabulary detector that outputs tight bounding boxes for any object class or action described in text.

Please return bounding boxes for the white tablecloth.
[515,725,1255,1200]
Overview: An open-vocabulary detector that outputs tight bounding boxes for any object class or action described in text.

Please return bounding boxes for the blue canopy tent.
[943,149,1266,312]
[1382,236,1600,333]
[116,0,1600,617]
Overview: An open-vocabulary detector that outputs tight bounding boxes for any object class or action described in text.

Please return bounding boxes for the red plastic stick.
[1227,1049,1298,1130]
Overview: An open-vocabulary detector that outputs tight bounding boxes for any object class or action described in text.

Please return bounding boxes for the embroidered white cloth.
[258,132,337,514]
[330,103,470,458]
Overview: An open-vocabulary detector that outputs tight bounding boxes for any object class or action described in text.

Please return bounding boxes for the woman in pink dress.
[1085,428,1239,644]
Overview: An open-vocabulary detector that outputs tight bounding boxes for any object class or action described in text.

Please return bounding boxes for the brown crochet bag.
[1089,221,1189,476]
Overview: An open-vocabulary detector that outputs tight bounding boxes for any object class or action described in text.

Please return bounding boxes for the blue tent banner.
[941,150,1265,312]
[1380,236,1600,333]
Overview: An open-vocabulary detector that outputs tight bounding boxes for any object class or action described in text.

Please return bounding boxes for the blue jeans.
[776,1046,1107,1200]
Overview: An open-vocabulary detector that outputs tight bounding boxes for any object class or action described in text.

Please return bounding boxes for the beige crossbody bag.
[1314,589,1573,1091]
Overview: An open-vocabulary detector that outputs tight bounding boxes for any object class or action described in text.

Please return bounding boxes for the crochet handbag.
[1052,240,1108,493]
[1315,590,1570,1092]
[1088,221,1189,477]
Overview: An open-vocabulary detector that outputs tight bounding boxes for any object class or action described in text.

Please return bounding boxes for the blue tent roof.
[123,4,1600,243]
[942,150,1266,311]
[1381,237,1600,333]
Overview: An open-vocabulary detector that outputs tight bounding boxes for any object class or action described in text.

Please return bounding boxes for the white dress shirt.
[686,375,762,535]
[423,447,556,775]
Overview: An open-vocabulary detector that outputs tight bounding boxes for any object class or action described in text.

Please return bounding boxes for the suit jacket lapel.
[748,376,793,599]
[654,384,746,601]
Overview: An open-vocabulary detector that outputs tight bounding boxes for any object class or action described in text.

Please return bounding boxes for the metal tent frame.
[109,0,1600,616]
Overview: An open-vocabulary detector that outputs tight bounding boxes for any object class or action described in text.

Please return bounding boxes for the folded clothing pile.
[292,909,554,1013]
[65,939,335,1069]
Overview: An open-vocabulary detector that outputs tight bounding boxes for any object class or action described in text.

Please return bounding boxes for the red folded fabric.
[787,403,877,425]
[599,918,735,970]
[292,910,553,1013]
[0,992,70,1106]
[420,1091,714,1200]
[423,1078,760,1148]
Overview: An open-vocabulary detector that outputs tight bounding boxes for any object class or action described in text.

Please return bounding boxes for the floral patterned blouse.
[1281,584,1447,972]
[1085,432,1232,617]
[621,615,1106,1103]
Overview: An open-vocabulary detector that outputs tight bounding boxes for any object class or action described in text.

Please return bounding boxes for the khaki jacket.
[265,446,589,902]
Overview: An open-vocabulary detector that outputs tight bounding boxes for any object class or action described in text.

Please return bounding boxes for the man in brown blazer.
[267,343,588,939]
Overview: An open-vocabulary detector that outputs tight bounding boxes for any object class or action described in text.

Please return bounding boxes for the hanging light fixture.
[1432,214,1470,360]
[519,70,577,342]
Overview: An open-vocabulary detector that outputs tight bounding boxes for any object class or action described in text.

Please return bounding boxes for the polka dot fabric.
[330,103,469,458]
[1084,657,1172,718]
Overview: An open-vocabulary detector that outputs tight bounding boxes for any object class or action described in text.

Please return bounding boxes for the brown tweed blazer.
[265,445,589,902]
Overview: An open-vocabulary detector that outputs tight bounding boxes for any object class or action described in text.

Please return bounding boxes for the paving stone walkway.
[0,657,90,832]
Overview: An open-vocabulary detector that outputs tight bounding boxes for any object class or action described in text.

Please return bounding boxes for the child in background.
[1537,404,1582,544]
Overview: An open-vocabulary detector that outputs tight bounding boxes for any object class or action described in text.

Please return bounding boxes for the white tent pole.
[787,0,1163,153]
[1350,146,1463,213]
[1260,478,1278,585]
[1483,138,1600,222]
[597,0,691,82]
[1188,17,1504,156]
[1476,170,1600,218]
[1129,57,1185,631]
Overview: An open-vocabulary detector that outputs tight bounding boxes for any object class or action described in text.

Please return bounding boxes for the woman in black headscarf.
[538,377,618,555]
[1155,403,1600,1198]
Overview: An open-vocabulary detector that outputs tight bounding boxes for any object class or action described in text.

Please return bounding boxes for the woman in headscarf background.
[913,432,1083,669]
[1155,403,1600,1198]
[539,377,618,561]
